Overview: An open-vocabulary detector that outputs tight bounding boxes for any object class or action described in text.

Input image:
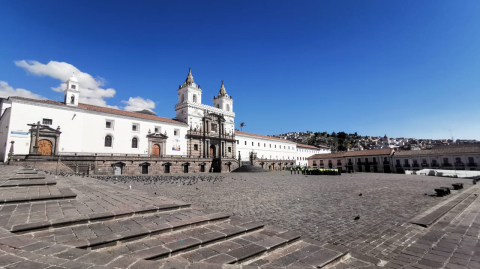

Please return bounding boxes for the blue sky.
[0,0,479,140]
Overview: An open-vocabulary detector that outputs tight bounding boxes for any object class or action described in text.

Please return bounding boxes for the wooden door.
[209,146,215,157]
[142,165,148,174]
[38,140,52,155]
[152,144,160,156]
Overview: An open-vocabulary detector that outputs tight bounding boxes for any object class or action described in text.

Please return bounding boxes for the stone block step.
[0,187,76,204]
[16,170,38,174]
[9,174,46,180]
[122,220,266,261]
[411,191,477,227]
[0,179,57,187]
[153,225,300,266]
[10,203,190,233]
[41,210,232,249]
[247,238,349,268]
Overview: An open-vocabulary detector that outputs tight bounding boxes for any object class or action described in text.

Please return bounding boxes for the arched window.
[226,104,230,111]
[193,94,197,103]
[181,94,185,103]
[70,95,75,104]
[104,135,112,147]
[132,137,138,148]
[216,104,220,108]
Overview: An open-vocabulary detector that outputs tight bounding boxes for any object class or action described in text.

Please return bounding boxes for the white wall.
[235,133,297,162]
[1,99,188,161]
[296,146,331,166]
[0,108,12,161]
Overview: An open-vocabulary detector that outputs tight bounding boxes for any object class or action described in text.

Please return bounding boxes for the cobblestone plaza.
[0,166,479,269]
[114,172,474,260]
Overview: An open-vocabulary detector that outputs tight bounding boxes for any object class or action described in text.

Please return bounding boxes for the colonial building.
[392,144,480,173]
[307,148,394,173]
[296,144,330,166]
[0,69,330,174]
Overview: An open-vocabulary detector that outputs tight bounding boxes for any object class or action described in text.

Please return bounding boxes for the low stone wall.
[10,155,239,175]
[252,159,295,171]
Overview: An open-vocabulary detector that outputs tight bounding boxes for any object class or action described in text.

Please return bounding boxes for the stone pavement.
[0,165,478,269]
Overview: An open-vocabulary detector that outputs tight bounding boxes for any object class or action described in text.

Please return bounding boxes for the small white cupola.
[213,81,233,112]
[64,73,79,106]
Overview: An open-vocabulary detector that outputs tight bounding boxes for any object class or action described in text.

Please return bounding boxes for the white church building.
[0,69,328,174]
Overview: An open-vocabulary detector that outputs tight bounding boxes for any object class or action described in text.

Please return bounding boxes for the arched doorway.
[210,145,216,158]
[152,144,160,157]
[38,140,52,155]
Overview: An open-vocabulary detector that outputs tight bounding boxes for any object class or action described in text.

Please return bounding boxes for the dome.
[68,73,78,83]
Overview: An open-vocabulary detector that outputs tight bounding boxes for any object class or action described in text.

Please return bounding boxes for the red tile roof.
[297,143,329,149]
[235,131,296,143]
[308,148,393,159]
[10,96,187,126]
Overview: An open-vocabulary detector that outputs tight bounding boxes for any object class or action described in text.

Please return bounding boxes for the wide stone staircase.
[232,164,266,173]
[0,165,376,269]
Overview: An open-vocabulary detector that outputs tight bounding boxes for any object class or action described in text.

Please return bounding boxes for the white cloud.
[0,81,44,100]
[122,97,156,112]
[15,60,116,107]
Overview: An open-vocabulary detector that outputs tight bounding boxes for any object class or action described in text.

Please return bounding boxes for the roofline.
[235,131,297,144]
[9,96,188,127]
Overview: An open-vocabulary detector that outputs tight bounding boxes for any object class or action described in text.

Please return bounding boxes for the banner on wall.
[172,139,181,151]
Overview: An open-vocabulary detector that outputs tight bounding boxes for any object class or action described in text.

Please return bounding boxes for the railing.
[431,163,439,167]
[413,164,420,168]
[467,163,478,167]
[442,163,452,167]
[383,161,390,165]
[454,162,464,167]
[347,163,354,166]
[395,164,402,168]
[187,130,236,139]
[403,164,411,167]
[421,163,429,167]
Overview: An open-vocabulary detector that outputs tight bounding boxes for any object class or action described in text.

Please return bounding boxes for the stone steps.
[0,187,77,204]
[411,189,478,227]
[121,220,266,261]
[10,203,190,233]
[8,174,46,180]
[0,179,57,187]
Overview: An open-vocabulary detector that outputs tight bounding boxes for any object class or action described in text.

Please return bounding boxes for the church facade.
[0,69,327,174]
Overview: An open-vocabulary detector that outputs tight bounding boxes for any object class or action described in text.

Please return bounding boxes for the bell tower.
[175,68,203,124]
[213,81,233,113]
[64,73,79,107]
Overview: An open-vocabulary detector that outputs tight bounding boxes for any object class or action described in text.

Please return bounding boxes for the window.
[71,84,76,89]
[270,144,271,148]
[228,147,231,153]
[252,142,254,146]
[468,157,474,164]
[106,121,113,129]
[313,161,317,166]
[443,158,449,164]
[174,129,180,136]
[455,157,461,163]
[264,143,266,147]
[193,94,197,103]
[70,95,75,104]
[132,138,138,148]
[217,104,220,108]
[132,124,139,132]
[42,118,52,125]
[245,141,247,145]
[181,94,185,103]
[422,159,427,164]
[236,140,239,144]
[226,104,230,111]
[194,144,198,151]
[258,143,260,147]
[104,135,112,147]
[211,124,217,132]
[384,157,388,162]
[404,159,409,164]
[155,126,161,133]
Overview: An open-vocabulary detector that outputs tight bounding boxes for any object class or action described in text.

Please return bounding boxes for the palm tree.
[240,122,246,131]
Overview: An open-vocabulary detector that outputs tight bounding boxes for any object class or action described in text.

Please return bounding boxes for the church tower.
[64,73,79,107]
[213,81,233,113]
[175,68,203,124]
